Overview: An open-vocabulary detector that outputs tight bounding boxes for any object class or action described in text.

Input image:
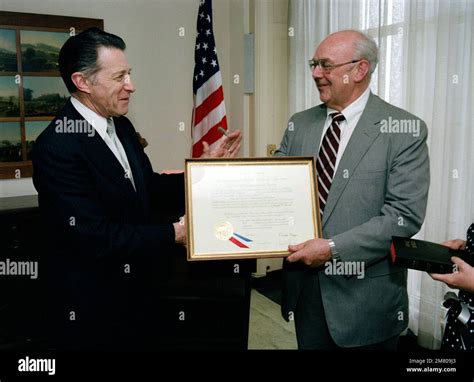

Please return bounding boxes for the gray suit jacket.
[275,93,430,347]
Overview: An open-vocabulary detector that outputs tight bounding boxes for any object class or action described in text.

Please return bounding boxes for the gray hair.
[353,32,378,74]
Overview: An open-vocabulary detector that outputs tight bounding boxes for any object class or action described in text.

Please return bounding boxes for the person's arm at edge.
[430,239,474,293]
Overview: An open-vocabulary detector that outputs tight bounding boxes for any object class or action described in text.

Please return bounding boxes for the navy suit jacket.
[32,98,184,349]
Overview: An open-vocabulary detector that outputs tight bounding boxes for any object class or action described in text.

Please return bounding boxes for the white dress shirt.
[319,86,371,173]
[70,96,136,190]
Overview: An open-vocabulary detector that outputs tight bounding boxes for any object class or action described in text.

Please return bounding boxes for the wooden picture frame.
[185,157,321,261]
[0,11,103,179]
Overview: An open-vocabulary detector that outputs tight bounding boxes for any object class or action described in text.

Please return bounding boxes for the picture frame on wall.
[0,11,103,179]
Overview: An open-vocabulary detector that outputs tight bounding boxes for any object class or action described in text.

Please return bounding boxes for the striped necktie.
[316,112,345,216]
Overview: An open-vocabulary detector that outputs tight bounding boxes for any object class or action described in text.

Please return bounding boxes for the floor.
[248,289,297,349]
[247,270,422,351]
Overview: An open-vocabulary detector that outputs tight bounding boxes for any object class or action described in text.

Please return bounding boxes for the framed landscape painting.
[20,30,70,72]
[23,76,69,117]
[0,76,20,117]
[0,11,103,179]
[0,28,17,72]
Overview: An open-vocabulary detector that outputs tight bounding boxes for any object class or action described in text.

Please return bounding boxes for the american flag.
[192,0,228,158]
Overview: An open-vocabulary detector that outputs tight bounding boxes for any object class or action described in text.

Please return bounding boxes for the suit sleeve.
[149,165,185,221]
[331,122,430,266]
[33,142,176,261]
[273,117,293,157]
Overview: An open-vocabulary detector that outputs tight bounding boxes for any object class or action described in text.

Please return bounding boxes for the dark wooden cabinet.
[157,258,254,349]
[0,197,45,349]
[0,195,255,350]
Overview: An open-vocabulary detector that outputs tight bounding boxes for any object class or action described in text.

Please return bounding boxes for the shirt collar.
[326,86,371,121]
[70,96,108,139]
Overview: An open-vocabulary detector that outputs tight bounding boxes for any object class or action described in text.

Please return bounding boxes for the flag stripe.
[195,72,222,108]
[192,101,226,143]
[194,86,224,126]
[192,115,228,157]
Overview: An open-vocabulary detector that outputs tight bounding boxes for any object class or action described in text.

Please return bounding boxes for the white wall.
[0,0,245,196]
[252,0,288,157]
[252,0,288,274]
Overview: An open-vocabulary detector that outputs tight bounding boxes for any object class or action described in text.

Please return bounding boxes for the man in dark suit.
[275,30,430,349]
[32,27,240,350]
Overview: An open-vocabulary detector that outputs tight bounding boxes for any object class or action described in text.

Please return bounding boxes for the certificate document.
[185,157,321,261]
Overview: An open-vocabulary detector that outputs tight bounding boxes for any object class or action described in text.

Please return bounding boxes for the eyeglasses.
[308,59,361,72]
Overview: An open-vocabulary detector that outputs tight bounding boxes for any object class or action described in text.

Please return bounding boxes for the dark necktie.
[316,112,345,216]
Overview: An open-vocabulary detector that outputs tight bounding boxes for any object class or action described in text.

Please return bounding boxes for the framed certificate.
[185,157,321,261]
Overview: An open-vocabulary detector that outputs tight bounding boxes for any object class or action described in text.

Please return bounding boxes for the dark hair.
[59,27,126,93]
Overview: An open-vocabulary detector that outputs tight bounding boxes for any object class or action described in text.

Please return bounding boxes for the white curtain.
[288,0,474,349]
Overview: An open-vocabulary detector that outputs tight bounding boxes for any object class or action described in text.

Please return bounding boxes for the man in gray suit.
[275,30,430,350]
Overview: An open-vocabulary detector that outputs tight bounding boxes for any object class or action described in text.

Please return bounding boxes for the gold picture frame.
[185,157,321,261]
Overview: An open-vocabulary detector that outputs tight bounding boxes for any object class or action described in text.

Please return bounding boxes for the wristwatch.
[328,239,341,261]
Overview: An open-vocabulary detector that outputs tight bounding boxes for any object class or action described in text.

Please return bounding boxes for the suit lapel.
[80,131,137,196]
[62,100,137,197]
[303,107,327,156]
[113,118,148,210]
[321,93,385,226]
